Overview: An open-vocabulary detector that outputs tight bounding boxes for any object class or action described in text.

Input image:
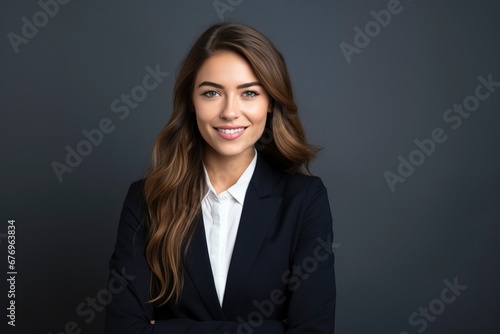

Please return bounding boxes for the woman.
[105,22,336,333]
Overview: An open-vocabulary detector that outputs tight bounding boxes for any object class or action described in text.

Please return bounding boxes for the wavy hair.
[144,22,319,306]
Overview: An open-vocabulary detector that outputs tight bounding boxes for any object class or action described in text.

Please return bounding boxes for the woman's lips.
[214,127,247,140]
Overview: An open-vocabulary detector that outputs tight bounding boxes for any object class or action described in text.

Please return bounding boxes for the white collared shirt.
[201,149,258,306]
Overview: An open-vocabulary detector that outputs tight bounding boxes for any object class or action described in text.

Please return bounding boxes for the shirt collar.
[202,148,258,204]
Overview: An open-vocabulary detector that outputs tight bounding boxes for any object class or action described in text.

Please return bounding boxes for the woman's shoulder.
[268,164,328,199]
[121,179,147,213]
[285,172,326,192]
[124,179,145,198]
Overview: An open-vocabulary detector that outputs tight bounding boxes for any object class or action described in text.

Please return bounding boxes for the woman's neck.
[203,148,255,194]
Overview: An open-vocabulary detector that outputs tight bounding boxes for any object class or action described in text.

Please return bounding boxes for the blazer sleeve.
[105,181,286,334]
[284,177,336,333]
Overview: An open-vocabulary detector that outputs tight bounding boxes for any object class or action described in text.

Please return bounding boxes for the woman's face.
[192,50,270,163]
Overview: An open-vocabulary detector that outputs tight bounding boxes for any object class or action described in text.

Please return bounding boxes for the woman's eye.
[202,90,220,98]
[242,91,258,98]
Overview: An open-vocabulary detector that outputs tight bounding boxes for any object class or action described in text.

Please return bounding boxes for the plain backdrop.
[1,0,499,333]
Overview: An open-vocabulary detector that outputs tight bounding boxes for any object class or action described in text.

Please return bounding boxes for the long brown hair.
[144,22,319,306]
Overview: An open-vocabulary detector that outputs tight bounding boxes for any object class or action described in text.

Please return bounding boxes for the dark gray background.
[1,0,499,333]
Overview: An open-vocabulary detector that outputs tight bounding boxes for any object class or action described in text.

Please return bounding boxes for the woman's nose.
[219,95,240,120]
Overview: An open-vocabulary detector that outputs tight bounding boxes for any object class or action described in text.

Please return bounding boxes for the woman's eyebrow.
[198,81,223,89]
[237,81,262,89]
[197,81,262,89]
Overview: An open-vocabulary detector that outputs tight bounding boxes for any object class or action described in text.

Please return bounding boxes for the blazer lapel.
[222,154,282,315]
[184,215,225,319]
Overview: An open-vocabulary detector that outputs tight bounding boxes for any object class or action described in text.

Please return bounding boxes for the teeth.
[218,128,244,134]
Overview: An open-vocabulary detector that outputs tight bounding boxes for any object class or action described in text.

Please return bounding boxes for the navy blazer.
[105,152,336,333]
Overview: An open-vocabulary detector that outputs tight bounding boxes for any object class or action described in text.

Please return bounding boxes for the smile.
[216,127,245,134]
[214,127,247,140]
